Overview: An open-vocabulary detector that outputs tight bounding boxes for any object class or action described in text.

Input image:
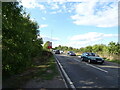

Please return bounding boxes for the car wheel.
[88,59,91,63]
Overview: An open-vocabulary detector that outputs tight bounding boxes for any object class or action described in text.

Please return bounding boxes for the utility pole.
[50,29,53,51]
[51,29,53,42]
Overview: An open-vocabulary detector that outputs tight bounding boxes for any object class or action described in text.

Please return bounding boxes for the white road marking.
[55,57,76,89]
[74,58,81,62]
[55,59,68,88]
[74,58,108,73]
[86,63,108,73]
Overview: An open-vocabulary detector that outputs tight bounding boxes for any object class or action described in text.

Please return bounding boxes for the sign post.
[48,41,52,49]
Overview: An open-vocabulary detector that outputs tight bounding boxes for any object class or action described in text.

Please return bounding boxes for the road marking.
[74,58,108,73]
[55,60,68,88]
[86,63,108,73]
[74,58,81,62]
[55,57,76,89]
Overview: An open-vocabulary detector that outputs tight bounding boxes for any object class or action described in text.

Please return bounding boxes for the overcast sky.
[20,0,118,48]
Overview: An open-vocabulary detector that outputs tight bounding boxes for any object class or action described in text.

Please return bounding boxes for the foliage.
[84,46,93,52]
[54,41,120,61]
[43,41,49,50]
[92,44,107,53]
[108,41,120,55]
[2,2,43,77]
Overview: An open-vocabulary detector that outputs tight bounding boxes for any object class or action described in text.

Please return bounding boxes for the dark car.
[67,51,76,56]
[81,52,104,64]
[55,50,60,54]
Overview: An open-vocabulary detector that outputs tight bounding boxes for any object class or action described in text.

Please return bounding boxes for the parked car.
[81,52,104,64]
[67,51,76,56]
[55,50,60,54]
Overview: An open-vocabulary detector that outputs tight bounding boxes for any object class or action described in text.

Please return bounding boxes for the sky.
[20,0,119,48]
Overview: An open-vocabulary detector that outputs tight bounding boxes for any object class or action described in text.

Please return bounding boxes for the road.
[55,54,120,88]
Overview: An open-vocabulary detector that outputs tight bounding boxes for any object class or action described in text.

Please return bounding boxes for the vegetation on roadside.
[43,41,50,50]
[2,2,43,78]
[32,53,58,80]
[3,51,59,88]
[104,58,120,64]
[2,2,58,86]
[54,42,120,64]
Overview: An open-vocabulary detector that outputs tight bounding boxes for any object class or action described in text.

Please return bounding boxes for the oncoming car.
[55,50,60,54]
[81,52,104,64]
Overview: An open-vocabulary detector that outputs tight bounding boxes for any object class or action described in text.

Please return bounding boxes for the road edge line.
[54,55,76,90]
[55,58,68,88]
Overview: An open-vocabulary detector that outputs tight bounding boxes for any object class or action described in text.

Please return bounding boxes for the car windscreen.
[88,53,95,56]
[56,50,60,52]
[69,51,74,53]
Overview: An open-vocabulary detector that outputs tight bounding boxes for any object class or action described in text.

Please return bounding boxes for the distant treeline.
[54,41,120,60]
[2,2,44,77]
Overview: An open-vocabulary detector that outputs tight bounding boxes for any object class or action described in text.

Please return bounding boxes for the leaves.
[2,2,43,77]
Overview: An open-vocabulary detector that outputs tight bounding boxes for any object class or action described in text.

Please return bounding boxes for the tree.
[43,41,50,50]
[2,2,43,77]
[108,41,119,55]
[84,46,93,52]
[92,44,106,53]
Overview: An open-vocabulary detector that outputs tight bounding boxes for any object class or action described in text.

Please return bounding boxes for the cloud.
[70,32,118,41]
[70,32,103,41]
[50,11,57,14]
[50,0,118,2]
[51,3,59,9]
[71,1,118,27]
[50,9,62,14]
[21,0,45,9]
[40,35,60,42]
[68,32,118,48]
[38,4,45,10]
[38,34,61,48]
[39,24,48,28]
[41,17,46,20]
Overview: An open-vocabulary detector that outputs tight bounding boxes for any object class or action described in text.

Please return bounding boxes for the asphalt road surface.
[55,54,120,88]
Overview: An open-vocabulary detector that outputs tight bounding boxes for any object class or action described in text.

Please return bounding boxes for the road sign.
[48,41,52,49]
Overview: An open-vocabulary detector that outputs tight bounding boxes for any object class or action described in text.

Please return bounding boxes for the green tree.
[92,44,106,53]
[43,41,49,50]
[84,46,93,52]
[2,2,43,77]
[108,41,119,55]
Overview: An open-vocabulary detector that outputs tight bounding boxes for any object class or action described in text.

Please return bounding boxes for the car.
[55,50,60,54]
[53,50,56,52]
[67,51,76,56]
[81,52,104,64]
[60,50,64,54]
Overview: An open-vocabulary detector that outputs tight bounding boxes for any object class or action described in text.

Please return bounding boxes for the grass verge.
[33,55,59,80]
[3,52,59,88]
[104,58,120,64]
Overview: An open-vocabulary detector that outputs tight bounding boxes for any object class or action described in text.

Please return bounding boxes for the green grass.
[105,58,120,64]
[34,55,59,80]
[3,53,59,88]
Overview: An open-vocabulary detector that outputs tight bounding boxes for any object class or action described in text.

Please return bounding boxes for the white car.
[60,50,64,54]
